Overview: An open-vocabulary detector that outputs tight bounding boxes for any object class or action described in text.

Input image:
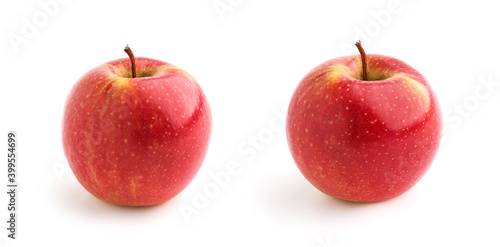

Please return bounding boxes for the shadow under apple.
[50,176,184,226]
[255,171,419,228]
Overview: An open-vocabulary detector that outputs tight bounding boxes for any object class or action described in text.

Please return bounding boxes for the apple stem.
[124,45,137,78]
[355,41,367,81]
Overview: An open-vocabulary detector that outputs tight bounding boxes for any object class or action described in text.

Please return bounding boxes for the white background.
[1,0,499,246]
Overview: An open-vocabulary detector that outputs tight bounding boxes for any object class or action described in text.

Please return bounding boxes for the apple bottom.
[72,161,200,207]
[294,132,440,202]
[66,133,209,206]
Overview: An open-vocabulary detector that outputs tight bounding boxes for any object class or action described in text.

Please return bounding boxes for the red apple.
[62,46,211,206]
[286,42,442,202]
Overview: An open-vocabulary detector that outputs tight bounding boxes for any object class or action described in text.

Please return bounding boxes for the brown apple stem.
[124,45,137,78]
[355,41,367,81]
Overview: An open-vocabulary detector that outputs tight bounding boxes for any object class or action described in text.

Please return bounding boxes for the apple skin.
[286,54,442,202]
[62,57,211,206]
